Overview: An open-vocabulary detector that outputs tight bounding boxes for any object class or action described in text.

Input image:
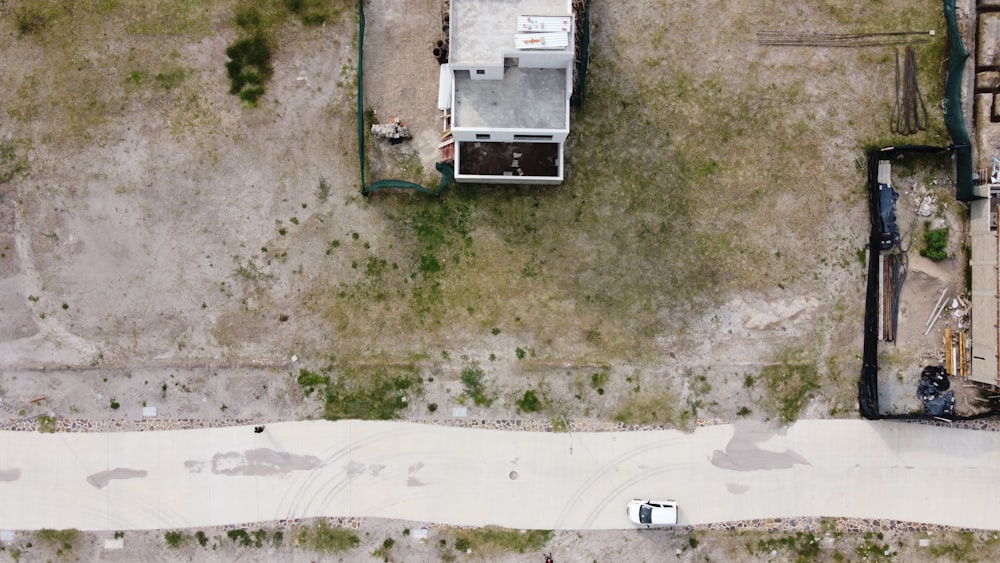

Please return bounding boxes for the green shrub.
[227,529,249,546]
[225,35,273,106]
[164,531,187,548]
[460,362,493,406]
[516,390,542,413]
[920,226,949,261]
[195,530,208,547]
[37,415,57,433]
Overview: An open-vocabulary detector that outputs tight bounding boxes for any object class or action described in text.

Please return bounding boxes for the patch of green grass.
[14,5,60,35]
[297,364,421,420]
[516,389,542,413]
[759,349,820,423]
[460,362,494,407]
[929,531,977,560]
[164,530,188,548]
[0,139,30,184]
[296,522,360,553]
[920,225,949,261]
[154,68,187,90]
[450,527,552,555]
[613,391,676,426]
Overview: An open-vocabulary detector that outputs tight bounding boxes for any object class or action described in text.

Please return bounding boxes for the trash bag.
[920,365,949,391]
[922,389,955,416]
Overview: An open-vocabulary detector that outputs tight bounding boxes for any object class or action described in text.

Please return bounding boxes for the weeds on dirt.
[613,391,677,426]
[316,176,331,202]
[14,5,59,35]
[164,531,188,548]
[296,364,421,420]
[449,527,552,555]
[856,531,897,561]
[759,349,821,423]
[371,537,395,561]
[295,521,359,553]
[0,140,30,184]
[460,362,494,406]
[35,529,78,557]
[747,531,820,563]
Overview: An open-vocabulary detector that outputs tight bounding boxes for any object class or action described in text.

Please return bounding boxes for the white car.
[626,499,678,526]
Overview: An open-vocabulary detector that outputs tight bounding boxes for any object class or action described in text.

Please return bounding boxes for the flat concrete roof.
[454,67,567,129]
[969,196,999,385]
[451,0,569,65]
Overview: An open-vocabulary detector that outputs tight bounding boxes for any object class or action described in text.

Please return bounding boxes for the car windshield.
[639,505,652,524]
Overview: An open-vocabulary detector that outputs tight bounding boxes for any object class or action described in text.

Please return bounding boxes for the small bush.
[227,529,252,547]
[195,530,208,547]
[516,390,542,413]
[920,226,949,261]
[37,415,57,433]
[460,362,493,406]
[225,35,273,106]
[165,531,187,548]
[109,399,120,410]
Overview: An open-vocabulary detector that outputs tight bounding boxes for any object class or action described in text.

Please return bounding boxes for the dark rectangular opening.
[513,134,553,141]
[476,134,491,140]
[476,69,486,75]
[459,141,559,177]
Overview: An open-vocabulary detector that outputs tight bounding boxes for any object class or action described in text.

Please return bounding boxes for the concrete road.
[0,419,998,531]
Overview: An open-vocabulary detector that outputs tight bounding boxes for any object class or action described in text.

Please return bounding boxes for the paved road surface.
[0,419,998,531]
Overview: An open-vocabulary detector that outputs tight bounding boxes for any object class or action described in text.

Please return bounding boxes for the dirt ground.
[0,0,989,559]
[5,520,1000,563]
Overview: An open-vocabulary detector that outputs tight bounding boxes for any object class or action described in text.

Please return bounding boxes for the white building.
[446,0,575,184]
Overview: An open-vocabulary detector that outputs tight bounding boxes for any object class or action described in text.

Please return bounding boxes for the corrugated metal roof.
[516,15,571,32]
[515,32,568,50]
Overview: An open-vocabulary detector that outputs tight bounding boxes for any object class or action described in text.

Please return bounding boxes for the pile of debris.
[916,365,955,416]
[371,117,410,145]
